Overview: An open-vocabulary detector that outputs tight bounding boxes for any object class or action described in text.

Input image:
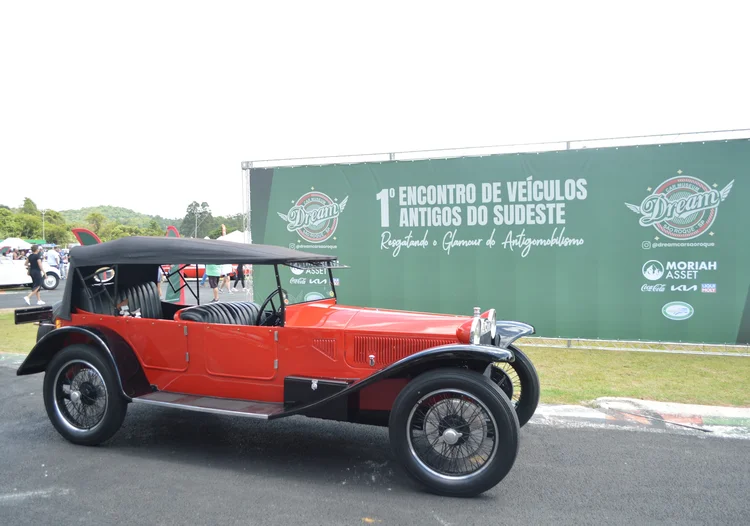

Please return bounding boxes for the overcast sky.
[1,1,748,219]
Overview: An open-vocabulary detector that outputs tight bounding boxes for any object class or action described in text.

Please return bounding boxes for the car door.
[201,324,278,381]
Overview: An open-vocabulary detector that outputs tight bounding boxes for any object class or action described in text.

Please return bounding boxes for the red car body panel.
[62,298,471,407]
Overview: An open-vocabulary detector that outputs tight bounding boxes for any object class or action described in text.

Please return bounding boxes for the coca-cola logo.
[625,175,734,240]
[278,191,348,243]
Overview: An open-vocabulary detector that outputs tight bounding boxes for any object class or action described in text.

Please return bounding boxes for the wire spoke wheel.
[53,360,108,431]
[407,389,498,479]
[491,363,521,407]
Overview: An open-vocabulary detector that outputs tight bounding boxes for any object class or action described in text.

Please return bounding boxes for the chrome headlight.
[470,317,482,345]
[487,308,496,341]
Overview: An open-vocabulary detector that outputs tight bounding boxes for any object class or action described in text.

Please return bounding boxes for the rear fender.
[16,325,151,401]
[278,343,513,419]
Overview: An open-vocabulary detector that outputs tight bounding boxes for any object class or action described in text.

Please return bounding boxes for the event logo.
[662,301,694,321]
[278,191,349,243]
[642,260,664,280]
[625,176,734,240]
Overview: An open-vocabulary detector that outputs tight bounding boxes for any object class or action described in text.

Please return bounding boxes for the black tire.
[389,368,520,497]
[43,344,127,446]
[42,272,59,290]
[490,345,540,428]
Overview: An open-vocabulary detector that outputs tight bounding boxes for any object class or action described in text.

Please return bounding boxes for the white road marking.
[0,488,71,503]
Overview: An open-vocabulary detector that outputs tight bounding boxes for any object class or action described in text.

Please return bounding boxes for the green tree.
[22,198,38,215]
[180,201,213,238]
[146,219,162,236]
[86,212,108,234]
[0,209,21,237]
[45,224,71,245]
[16,214,42,238]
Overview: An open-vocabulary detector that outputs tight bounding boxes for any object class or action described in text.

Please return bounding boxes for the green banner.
[250,140,750,345]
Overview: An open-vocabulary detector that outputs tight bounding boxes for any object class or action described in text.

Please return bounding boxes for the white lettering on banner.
[501,228,585,258]
[379,176,588,229]
[380,230,430,257]
[376,176,587,257]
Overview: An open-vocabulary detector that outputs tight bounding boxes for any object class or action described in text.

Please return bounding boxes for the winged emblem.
[720,180,734,201]
[338,196,349,211]
[624,202,641,214]
[277,211,289,221]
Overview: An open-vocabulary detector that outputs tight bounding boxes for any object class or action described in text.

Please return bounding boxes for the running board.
[132,391,284,419]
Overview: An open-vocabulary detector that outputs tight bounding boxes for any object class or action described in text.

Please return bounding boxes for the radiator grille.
[312,338,336,360]
[353,336,456,365]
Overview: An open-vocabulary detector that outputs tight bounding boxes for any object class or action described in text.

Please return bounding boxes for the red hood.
[285,300,470,340]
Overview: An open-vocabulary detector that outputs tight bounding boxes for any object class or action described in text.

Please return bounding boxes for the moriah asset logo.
[625,175,734,240]
[642,260,664,280]
[662,301,694,321]
[278,191,349,243]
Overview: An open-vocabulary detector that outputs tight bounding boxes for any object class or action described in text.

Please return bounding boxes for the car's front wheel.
[490,345,540,428]
[43,272,59,290]
[389,368,520,497]
[43,344,127,446]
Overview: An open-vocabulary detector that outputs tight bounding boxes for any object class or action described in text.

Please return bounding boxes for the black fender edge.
[272,343,513,420]
[16,325,151,401]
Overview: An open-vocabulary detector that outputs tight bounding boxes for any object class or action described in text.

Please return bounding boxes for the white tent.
[217,230,246,244]
[0,237,32,250]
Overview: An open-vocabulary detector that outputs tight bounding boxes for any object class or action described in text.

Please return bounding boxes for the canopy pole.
[241,162,254,302]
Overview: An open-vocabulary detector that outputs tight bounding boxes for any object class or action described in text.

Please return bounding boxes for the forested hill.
[60,206,178,229]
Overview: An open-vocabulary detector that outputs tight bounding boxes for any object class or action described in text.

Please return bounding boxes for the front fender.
[275,343,513,419]
[495,321,535,348]
[16,325,151,400]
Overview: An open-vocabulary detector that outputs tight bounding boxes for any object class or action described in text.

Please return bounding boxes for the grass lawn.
[0,312,747,407]
[0,312,36,354]
[519,345,750,407]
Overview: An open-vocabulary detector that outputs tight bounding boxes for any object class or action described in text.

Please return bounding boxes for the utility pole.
[41,209,47,243]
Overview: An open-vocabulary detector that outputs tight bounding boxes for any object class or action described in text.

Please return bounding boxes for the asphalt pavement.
[0,367,748,526]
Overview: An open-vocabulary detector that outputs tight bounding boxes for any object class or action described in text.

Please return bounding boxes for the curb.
[531,398,750,439]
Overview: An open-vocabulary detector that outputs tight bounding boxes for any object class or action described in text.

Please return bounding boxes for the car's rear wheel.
[43,344,127,446]
[389,368,519,497]
[43,272,59,290]
[490,345,540,428]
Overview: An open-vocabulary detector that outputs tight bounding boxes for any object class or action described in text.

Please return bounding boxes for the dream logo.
[625,175,734,240]
[278,191,349,243]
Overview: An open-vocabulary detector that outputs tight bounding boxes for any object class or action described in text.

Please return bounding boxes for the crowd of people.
[200,263,249,303]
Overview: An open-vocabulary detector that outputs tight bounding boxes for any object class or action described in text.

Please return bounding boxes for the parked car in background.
[0,257,61,290]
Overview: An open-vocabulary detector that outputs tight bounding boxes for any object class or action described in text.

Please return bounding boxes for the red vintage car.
[14,236,539,497]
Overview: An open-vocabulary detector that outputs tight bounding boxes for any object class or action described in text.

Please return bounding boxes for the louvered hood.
[340,306,470,368]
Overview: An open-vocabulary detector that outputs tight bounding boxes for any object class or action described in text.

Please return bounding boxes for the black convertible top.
[69,236,336,266]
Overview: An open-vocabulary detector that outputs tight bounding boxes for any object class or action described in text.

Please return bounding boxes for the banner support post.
[241,161,254,302]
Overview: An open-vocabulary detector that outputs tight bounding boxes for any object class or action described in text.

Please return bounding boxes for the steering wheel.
[257,288,288,326]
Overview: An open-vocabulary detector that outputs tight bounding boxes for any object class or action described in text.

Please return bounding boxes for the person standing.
[46,246,61,277]
[205,263,221,303]
[232,263,247,292]
[60,250,69,279]
[24,245,45,305]
[219,263,233,294]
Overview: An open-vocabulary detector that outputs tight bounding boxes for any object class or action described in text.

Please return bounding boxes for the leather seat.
[178,301,260,325]
[76,281,163,319]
